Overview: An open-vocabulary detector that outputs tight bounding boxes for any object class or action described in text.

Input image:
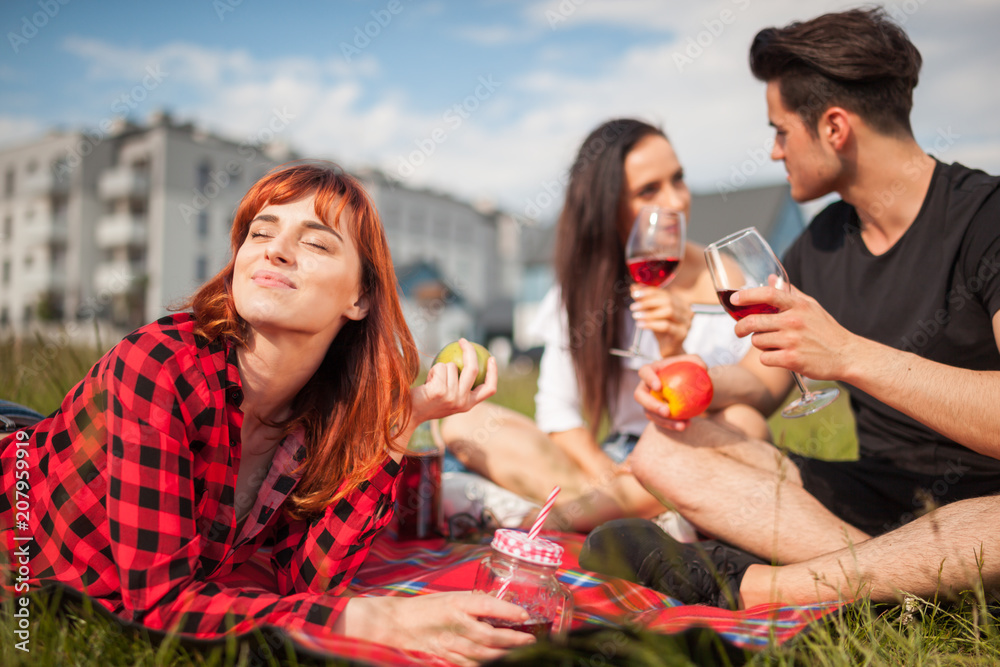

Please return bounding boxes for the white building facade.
[0,116,520,361]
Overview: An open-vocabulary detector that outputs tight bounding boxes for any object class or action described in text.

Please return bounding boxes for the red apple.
[650,361,714,420]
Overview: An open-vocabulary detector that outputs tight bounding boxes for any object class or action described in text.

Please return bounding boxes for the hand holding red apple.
[635,355,714,430]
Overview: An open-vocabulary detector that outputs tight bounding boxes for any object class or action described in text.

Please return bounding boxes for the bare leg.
[630,419,869,563]
[740,495,1000,607]
[439,403,666,532]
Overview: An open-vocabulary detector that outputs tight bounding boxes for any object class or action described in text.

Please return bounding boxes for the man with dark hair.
[581,8,1000,608]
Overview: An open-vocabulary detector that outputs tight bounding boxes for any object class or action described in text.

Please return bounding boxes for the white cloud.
[45,0,1000,221]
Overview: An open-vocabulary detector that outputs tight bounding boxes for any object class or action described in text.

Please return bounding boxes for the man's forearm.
[842,336,1000,459]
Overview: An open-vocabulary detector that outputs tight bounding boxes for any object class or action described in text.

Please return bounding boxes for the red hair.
[185,162,418,519]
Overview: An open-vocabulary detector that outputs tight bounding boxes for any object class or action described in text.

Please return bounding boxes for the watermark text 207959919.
[10,429,34,653]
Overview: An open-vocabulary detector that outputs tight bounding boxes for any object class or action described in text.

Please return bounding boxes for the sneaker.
[651,509,699,543]
[441,472,539,529]
[579,518,765,610]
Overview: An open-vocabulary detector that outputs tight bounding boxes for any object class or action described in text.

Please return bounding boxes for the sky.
[2,0,999,223]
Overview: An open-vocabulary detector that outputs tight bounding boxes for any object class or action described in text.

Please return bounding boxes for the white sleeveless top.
[531,286,750,436]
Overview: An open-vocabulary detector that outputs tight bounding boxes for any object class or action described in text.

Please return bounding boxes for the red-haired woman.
[0,163,534,665]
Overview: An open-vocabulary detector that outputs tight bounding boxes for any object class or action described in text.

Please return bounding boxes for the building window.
[0,307,7,327]
[197,160,211,191]
[2,260,9,285]
[4,168,14,198]
[195,255,208,281]
[2,216,11,240]
[197,210,209,238]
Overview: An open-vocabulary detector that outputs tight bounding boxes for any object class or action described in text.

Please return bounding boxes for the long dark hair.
[554,119,666,435]
[749,7,922,137]
[185,162,418,519]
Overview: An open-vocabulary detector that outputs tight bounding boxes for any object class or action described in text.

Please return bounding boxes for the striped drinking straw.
[495,486,561,600]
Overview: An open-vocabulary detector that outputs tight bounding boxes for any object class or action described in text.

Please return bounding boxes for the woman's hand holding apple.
[635,356,713,430]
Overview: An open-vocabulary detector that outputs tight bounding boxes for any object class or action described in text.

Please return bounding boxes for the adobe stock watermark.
[7,0,71,54]
[54,64,170,178]
[395,75,502,179]
[14,267,133,386]
[340,0,408,62]
[714,137,773,201]
[10,430,33,653]
[522,120,628,220]
[899,253,1000,353]
[545,0,588,29]
[884,0,930,26]
[672,0,751,72]
[178,107,296,224]
[213,0,243,21]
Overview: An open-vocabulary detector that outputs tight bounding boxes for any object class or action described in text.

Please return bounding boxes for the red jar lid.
[490,528,564,567]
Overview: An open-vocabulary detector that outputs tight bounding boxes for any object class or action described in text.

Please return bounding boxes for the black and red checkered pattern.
[1,313,400,637]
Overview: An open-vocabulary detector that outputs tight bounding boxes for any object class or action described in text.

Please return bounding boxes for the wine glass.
[704,227,840,418]
[610,206,686,359]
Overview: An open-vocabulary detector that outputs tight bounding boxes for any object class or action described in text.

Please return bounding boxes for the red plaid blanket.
[218,530,843,666]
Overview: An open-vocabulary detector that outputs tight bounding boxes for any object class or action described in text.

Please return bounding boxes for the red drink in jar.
[396,449,443,540]
[479,616,554,639]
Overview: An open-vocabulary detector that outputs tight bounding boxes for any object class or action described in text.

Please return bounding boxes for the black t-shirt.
[783,160,1000,476]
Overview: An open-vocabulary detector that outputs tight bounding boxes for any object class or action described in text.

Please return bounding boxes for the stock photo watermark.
[7,0,71,54]
[395,75,502,179]
[523,121,628,220]
[340,0,408,62]
[213,0,242,21]
[899,254,1000,353]
[672,0,751,72]
[178,106,296,224]
[10,429,33,652]
[545,0,587,29]
[54,64,169,178]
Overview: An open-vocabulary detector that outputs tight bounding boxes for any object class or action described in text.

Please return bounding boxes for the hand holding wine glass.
[704,227,840,418]
[611,206,686,359]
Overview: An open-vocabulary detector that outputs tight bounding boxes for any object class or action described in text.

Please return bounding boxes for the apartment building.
[0,112,284,338]
[0,114,517,357]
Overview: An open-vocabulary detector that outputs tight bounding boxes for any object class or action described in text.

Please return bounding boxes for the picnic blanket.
[212,529,844,666]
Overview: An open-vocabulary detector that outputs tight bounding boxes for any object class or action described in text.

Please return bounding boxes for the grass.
[3,338,1000,665]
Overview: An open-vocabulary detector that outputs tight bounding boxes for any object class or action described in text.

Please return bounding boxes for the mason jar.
[473,529,573,638]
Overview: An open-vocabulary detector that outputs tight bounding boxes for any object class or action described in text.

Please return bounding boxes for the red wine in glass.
[717,289,779,320]
[628,257,680,287]
[704,227,840,418]
[610,207,686,359]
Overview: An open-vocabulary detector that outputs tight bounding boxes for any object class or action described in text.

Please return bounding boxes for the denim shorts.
[600,432,640,464]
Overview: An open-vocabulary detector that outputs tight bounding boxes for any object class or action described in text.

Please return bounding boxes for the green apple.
[433,340,492,388]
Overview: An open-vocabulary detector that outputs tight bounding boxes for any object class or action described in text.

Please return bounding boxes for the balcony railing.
[93,261,144,295]
[20,217,68,247]
[21,265,66,295]
[96,213,147,248]
[20,169,69,197]
[97,166,150,200]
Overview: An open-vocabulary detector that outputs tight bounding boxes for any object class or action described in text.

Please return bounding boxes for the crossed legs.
[439,402,771,533]
[739,494,1000,606]
[629,418,871,563]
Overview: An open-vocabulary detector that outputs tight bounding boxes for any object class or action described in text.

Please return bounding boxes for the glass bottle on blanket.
[474,529,574,639]
[704,226,840,418]
[395,421,444,540]
[611,206,686,359]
